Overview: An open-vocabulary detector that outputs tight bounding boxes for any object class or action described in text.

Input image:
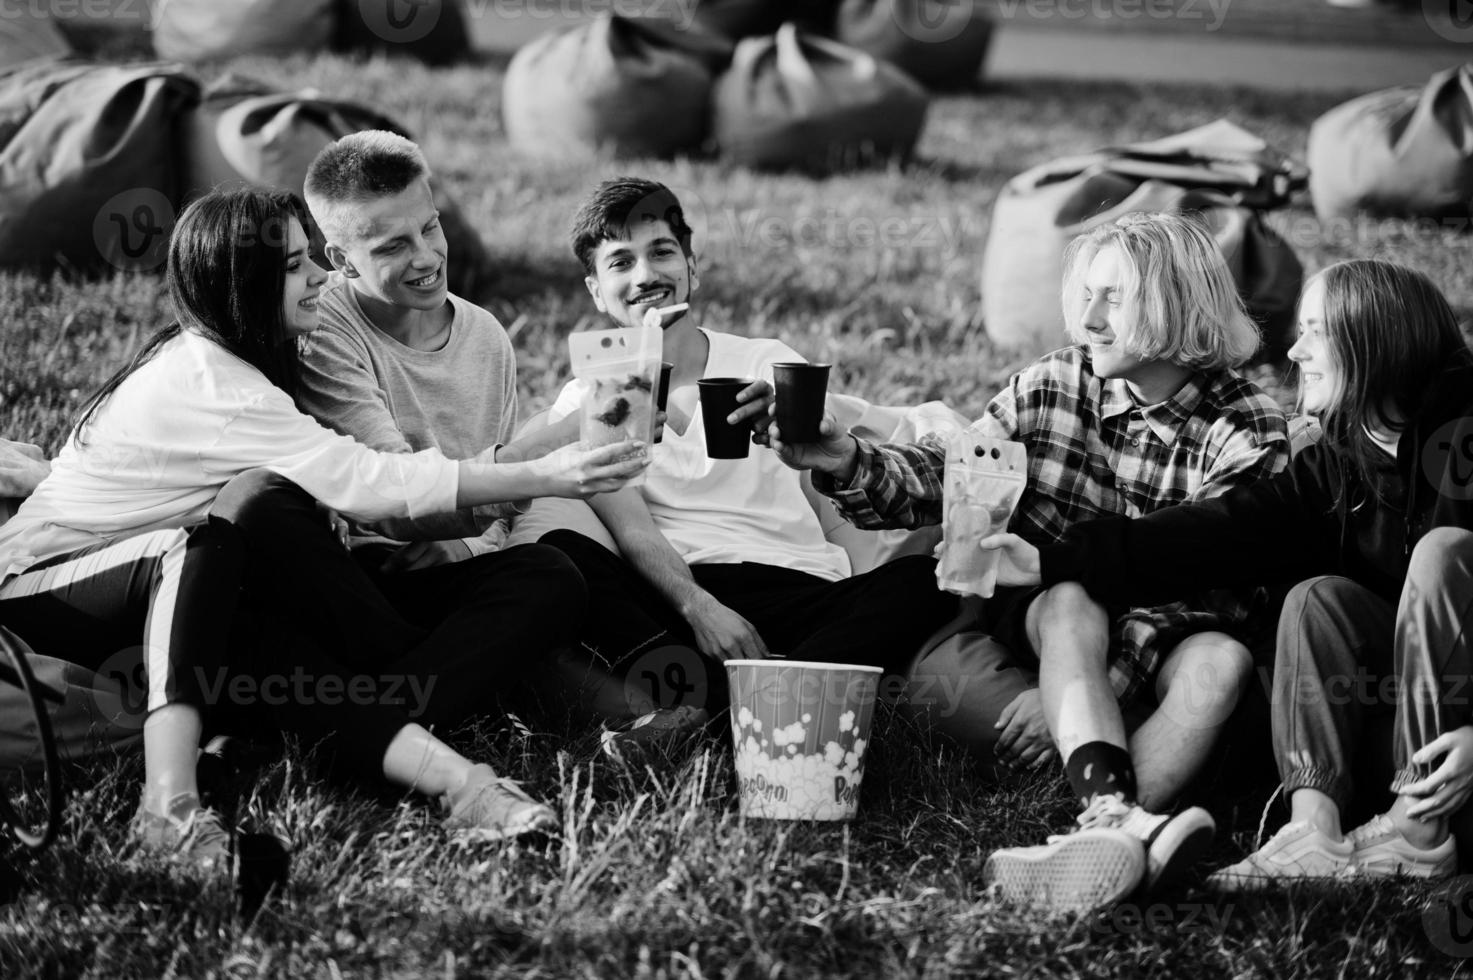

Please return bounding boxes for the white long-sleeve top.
[0,330,460,583]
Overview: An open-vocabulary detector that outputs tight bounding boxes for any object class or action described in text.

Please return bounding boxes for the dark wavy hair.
[1309,259,1469,495]
[570,176,694,274]
[74,188,314,441]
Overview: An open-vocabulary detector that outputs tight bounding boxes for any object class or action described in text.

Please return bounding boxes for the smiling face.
[1077,245,1153,383]
[325,179,448,315]
[584,218,698,331]
[282,217,327,337]
[1289,278,1342,416]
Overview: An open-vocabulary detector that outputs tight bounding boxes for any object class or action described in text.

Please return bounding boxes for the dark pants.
[208,470,589,776]
[540,529,959,716]
[1273,527,1473,808]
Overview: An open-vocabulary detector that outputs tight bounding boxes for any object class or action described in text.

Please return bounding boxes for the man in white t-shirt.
[535,177,960,718]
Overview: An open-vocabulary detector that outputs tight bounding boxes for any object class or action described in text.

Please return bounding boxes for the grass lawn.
[3,37,1473,980]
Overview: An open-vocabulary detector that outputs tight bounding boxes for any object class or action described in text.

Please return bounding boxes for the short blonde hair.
[1060,212,1259,370]
[304,130,431,245]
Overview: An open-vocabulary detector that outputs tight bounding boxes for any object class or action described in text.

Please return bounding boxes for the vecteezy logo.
[622,644,709,716]
[1425,0,1473,42]
[358,0,441,45]
[92,188,174,273]
[1425,875,1473,957]
[1422,417,1473,501]
[892,0,976,44]
[91,646,150,732]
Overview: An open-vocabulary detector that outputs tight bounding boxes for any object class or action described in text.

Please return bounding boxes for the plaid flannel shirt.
[815,347,1290,707]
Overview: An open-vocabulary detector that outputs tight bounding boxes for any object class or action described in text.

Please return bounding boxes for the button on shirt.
[815,346,1290,707]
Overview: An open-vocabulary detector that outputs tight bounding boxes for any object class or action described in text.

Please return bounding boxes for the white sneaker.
[984,828,1145,915]
[1346,813,1457,880]
[1075,794,1216,894]
[1206,821,1352,892]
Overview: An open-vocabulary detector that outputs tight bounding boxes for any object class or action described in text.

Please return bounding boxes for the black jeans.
[540,529,959,715]
[208,470,589,777]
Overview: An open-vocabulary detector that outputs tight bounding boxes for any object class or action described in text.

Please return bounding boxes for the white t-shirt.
[551,329,850,582]
[0,330,459,583]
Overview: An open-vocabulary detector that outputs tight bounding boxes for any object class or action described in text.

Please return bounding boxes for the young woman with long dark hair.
[0,189,646,867]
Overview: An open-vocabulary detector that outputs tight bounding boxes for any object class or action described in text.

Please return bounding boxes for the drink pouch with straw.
[936,431,1027,598]
[568,326,663,487]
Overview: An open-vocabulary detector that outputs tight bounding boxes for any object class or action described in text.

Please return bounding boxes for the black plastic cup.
[698,377,753,459]
[772,362,830,444]
[653,362,673,444]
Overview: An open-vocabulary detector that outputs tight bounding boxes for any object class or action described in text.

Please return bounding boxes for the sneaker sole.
[1143,808,1215,895]
[985,831,1145,914]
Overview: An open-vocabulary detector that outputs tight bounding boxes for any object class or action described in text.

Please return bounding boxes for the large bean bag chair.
[502,15,732,161]
[712,24,929,173]
[835,0,993,91]
[181,74,494,300]
[336,0,471,65]
[0,628,144,773]
[0,12,70,71]
[688,0,840,39]
[153,0,336,61]
[1308,64,1473,224]
[0,60,199,274]
[980,119,1306,356]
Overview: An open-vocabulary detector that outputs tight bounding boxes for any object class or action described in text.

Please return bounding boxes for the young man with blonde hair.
[770,212,1291,911]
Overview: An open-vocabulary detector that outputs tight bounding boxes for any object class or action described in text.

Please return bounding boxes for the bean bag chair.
[181,74,494,300]
[502,15,732,161]
[835,0,993,91]
[152,0,336,61]
[0,12,70,71]
[980,119,1306,356]
[0,628,144,773]
[1308,65,1473,225]
[336,0,471,65]
[688,0,840,39]
[712,24,929,174]
[0,60,199,274]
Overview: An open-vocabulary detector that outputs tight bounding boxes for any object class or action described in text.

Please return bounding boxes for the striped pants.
[0,520,240,716]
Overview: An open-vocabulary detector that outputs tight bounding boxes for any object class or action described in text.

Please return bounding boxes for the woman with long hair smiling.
[979,258,1473,889]
[0,188,646,867]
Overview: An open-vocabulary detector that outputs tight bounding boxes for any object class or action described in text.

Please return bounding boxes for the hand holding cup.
[767,412,858,481]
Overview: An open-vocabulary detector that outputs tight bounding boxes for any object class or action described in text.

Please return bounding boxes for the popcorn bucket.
[725,660,882,821]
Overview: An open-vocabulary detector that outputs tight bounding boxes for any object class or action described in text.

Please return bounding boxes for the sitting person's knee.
[1032,582,1108,636]
[209,469,310,525]
[1160,633,1253,716]
[1407,526,1473,585]
[1281,575,1361,620]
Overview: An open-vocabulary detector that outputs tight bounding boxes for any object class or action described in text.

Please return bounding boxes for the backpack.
[0,627,143,775]
[980,119,1307,356]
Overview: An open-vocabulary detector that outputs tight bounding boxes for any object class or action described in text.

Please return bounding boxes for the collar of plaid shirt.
[1097,371,1210,449]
